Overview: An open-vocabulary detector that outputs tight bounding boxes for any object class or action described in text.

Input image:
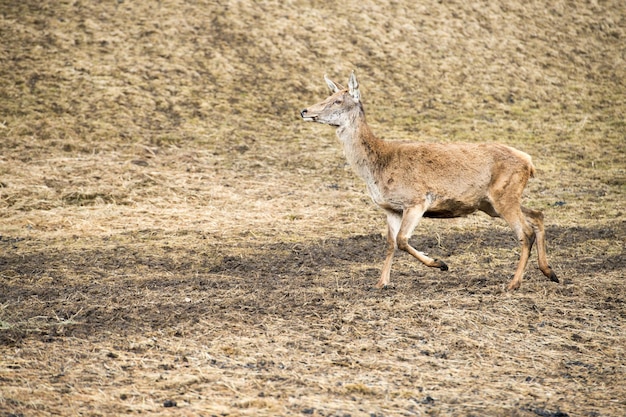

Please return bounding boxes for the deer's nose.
[300,109,308,118]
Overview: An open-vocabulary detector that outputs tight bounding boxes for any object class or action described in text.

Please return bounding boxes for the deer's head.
[301,72,362,127]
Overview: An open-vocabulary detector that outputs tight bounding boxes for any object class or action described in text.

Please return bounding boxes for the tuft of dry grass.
[1,0,625,416]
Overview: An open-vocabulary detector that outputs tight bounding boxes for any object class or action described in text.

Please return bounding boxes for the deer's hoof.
[436,260,448,271]
[548,271,559,283]
[372,282,395,291]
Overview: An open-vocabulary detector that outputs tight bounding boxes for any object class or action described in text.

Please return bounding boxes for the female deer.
[301,72,558,290]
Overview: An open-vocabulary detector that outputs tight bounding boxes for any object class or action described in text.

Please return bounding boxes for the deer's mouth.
[300,109,316,122]
[301,109,340,126]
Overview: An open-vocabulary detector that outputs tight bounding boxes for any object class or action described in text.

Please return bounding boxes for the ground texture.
[1,0,625,416]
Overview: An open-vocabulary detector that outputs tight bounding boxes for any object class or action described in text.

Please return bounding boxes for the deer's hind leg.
[488,170,544,290]
[497,207,535,291]
[487,191,536,291]
[522,206,558,283]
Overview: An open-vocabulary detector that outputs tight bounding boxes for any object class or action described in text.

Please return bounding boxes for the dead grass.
[1,0,625,416]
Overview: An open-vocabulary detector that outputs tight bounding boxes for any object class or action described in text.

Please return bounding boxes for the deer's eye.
[334,99,342,105]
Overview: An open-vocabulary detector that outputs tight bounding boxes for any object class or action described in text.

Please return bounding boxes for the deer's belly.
[367,180,483,218]
[425,196,481,218]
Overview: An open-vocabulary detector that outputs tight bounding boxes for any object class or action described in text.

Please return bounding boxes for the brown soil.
[1,0,625,416]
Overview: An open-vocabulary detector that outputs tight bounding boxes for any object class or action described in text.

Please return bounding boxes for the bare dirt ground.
[1,0,625,416]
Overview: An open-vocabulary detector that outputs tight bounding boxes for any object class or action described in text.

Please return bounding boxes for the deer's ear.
[324,75,341,93]
[348,71,360,102]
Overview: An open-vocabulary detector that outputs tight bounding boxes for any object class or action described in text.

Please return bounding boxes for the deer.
[300,72,558,291]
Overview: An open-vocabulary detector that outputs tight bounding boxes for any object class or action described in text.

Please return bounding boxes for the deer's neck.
[336,111,386,183]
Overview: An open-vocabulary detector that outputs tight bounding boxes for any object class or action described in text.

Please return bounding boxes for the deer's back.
[381,141,532,181]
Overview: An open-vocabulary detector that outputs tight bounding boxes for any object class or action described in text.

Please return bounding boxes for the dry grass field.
[1,0,625,416]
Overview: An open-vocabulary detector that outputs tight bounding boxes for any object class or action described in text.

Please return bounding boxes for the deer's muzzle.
[301,108,316,121]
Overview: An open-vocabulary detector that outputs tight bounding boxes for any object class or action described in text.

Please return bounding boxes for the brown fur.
[301,73,557,290]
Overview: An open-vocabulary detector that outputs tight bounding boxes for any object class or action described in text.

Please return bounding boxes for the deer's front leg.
[396,206,449,271]
[376,212,402,288]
